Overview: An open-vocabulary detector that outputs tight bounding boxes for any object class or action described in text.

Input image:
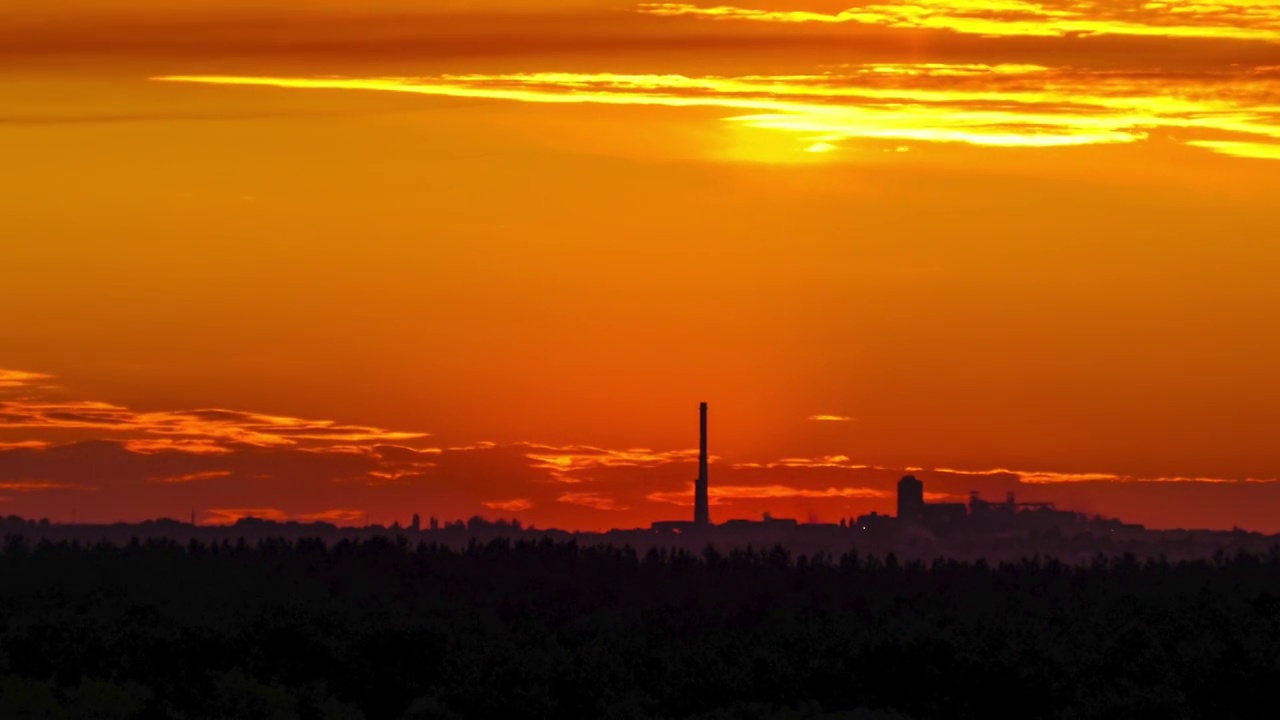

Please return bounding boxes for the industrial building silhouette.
[651,401,714,533]
[652,402,1102,535]
[885,473,1074,531]
[695,401,710,526]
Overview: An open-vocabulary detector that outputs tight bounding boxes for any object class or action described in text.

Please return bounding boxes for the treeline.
[2,536,1280,719]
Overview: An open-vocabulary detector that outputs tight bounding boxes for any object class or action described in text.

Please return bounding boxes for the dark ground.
[2,534,1279,719]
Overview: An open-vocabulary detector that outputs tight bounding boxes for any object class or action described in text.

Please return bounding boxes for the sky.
[3,0,1280,532]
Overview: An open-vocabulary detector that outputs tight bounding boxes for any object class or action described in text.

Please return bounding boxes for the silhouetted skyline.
[5,375,1280,533]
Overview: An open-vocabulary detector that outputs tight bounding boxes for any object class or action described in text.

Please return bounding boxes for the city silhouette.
[2,403,1260,563]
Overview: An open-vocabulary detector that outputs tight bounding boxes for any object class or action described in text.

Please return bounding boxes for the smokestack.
[695,402,710,525]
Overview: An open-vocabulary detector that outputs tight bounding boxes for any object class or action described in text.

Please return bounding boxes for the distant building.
[652,520,702,534]
[761,512,798,528]
[653,407,1092,538]
[894,474,1085,532]
[852,511,895,531]
[897,475,924,520]
[920,502,967,526]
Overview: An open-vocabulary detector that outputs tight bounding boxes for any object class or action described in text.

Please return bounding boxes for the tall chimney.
[695,402,710,525]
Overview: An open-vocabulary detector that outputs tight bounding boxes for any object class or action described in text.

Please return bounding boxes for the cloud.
[522,443,700,481]
[557,491,630,511]
[154,64,1280,160]
[150,470,233,484]
[203,507,291,525]
[808,414,855,421]
[296,509,366,524]
[0,441,52,450]
[346,461,441,487]
[734,454,884,470]
[0,388,429,455]
[0,370,53,390]
[1185,139,1280,160]
[648,482,890,506]
[315,444,443,458]
[12,0,1280,58]
[124,438,235,455]
[201,507,368,525]
[483,498,535,512]
[930,466,1280,484]
[0,480,93,492]
[636,1,1280,42]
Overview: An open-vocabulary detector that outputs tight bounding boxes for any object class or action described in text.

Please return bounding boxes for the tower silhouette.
[897,475,924,520]
[695,402,710,525]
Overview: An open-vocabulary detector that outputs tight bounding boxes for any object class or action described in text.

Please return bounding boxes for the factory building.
[896,475,966,525]
[878,473,1082,532]
[651,404,1089,536]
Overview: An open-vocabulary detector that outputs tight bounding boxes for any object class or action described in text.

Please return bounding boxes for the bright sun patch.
[154,64,1280,161]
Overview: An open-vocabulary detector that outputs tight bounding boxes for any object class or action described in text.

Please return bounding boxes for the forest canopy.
[2,535,1279,719]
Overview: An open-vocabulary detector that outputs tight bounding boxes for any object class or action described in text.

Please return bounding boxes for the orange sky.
[3,1,1280,532]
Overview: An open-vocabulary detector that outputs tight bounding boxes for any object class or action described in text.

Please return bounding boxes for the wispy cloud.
[296,509,366,524]
[748,460,1280,486]
[523,443,701,481]
[483,498,535,512]
[0,370,53,390]
[203,507,367,525]
[808,414,855,422]
[360,467,438,484]
[203,507,291,525]
[636,1,1280,42]
[932,466,1280,484]
[0,441,52,450]
[1185,139,1280,160]
[149,470,232,484]
[0,374,429,455]
[124,438,235,455]
[558,491,630,511]
[154,65,1280,160]
[735,454,885,470]
[0,480,93,492]
[649,482,889,506]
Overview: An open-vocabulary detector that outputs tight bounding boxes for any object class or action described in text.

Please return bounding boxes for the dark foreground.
[2,537,1279,719]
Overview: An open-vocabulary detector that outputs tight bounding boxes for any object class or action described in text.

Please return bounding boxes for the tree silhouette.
[2,535,1280,718]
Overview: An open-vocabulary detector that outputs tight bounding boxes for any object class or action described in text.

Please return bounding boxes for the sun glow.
[153,65,1280,161]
